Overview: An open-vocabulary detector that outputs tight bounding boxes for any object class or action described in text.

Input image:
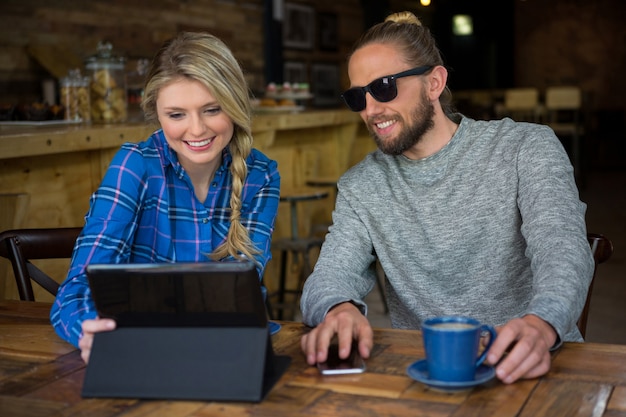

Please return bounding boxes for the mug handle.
[475,324,497,367]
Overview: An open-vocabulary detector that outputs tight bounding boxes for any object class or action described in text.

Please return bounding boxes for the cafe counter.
[0,110,374,299]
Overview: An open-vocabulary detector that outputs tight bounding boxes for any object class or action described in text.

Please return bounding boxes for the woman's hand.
[79,318,116,364]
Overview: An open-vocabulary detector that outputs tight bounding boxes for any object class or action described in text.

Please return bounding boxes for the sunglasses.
[341,65,433,112]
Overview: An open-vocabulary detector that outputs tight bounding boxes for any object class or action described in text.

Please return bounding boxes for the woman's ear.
[426,65,449,101]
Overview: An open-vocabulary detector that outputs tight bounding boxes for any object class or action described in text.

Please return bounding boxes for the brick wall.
[514,0,626,112]
[0,0,374,105]
[1,0,624,119]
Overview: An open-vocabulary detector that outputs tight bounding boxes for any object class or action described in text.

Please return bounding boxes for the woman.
[50,32,280,363]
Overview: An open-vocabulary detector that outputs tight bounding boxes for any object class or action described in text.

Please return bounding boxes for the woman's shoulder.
[248,148,273,161]
[247,148,279,171]
[107,130,167,177]
[113,130,164,159]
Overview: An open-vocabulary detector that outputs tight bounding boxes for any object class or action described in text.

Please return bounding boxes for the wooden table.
[1,300,625,417]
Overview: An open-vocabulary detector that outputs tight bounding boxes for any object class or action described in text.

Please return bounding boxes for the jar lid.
[85,41,125,70]
[60,68,84,86]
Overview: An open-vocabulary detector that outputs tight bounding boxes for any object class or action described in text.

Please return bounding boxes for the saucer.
[406,359,496,392]
[268,321,281,336]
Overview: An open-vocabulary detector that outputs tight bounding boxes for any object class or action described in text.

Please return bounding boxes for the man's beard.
[369,92,435,156]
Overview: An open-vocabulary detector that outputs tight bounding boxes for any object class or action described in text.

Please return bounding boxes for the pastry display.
[264,82,312,99]
[14,102,65,121]
[60,69,91,122]
[89,68,127,123]
[85,41,127,123]
[259,98,278,107]
[253,81,312,113]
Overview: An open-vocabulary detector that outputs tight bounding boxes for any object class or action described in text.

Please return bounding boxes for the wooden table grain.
[1,300,625,417]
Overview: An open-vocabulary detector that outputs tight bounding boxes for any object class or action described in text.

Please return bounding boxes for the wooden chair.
[0,193,30,299]
[502,88,541,122]
[577,233,614,338]
[0,227,82,301]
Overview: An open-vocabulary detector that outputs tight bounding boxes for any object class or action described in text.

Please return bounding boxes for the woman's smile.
[185,137,214,149]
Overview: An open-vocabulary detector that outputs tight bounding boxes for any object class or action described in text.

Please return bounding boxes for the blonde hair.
[142,32,259,264]
[351,11,454,115]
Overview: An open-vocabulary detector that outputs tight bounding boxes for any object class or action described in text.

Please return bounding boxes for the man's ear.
[426,65,448,101]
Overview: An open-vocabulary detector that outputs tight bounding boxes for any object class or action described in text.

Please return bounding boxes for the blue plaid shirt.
[50,129,280,347]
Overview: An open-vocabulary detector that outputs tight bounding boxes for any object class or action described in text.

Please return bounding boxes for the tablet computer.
[82,261,290,402]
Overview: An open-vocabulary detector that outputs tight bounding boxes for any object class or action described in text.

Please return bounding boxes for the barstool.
[304,177,337,237]
[305,177,389,314]
[268,187,328,320]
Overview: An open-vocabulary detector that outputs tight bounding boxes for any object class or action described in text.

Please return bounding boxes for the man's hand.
[484,314,557,384]
[300,302,374,365]
[79,318,116,364]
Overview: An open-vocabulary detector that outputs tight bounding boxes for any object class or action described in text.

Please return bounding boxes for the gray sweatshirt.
[301,115,594,342]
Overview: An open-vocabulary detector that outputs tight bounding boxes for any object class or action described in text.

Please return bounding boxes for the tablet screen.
[86,261,266,328]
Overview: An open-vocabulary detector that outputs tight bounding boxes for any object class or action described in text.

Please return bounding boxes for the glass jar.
[59,69,91,122]
[126,58,150,122]
[85,41,127,123]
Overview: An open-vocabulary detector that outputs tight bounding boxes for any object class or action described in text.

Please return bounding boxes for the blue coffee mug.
[422,316,497,382]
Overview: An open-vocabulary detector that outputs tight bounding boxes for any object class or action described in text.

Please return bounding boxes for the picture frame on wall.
[284,61,307,84]
[283,3,315,50]
[318,13,338,51]
[311,63,341,108]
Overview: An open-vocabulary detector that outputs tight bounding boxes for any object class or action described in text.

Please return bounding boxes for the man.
[299,11,594,384]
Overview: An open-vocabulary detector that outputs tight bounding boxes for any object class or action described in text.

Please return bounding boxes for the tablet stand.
[82,325,291,402]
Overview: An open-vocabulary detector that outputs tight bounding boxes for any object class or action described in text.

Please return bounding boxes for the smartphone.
[317,343,366,375]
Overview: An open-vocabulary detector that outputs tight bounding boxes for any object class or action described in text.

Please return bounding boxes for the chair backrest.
[545,86,583,127]
[0,227,82,301]
[577,233,614,338]
[503,88,540,122]
[545,86,582,110]
[504,88,539,110]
